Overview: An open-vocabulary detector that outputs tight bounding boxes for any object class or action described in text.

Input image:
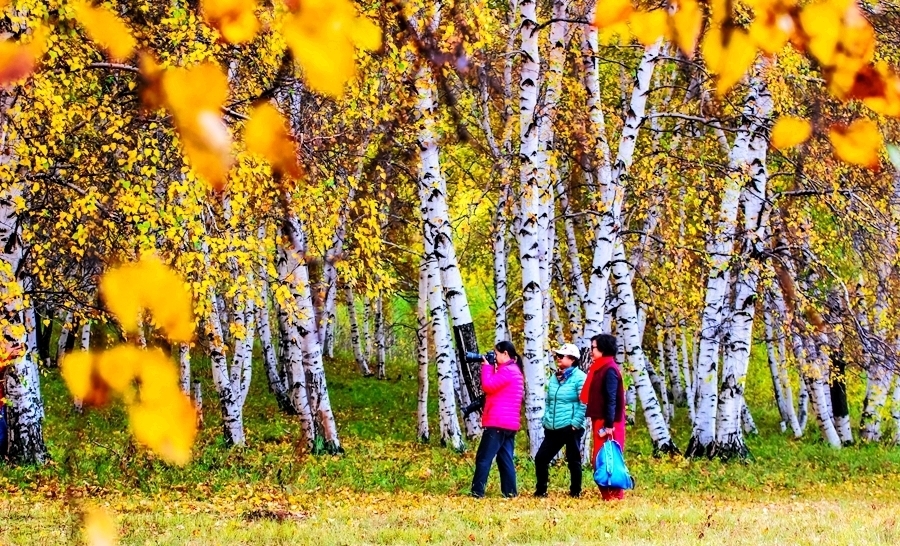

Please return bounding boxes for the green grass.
[2,303,900,543]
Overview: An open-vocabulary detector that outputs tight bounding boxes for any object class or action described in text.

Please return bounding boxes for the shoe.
[569,492,581,498]
[470,492,484,499]
[534,491,548,498]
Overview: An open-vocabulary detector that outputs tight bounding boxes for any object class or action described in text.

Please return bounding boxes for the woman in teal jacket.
[534,343,587,497]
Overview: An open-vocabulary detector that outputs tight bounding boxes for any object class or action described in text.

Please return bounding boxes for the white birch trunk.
[0,94,48,464]
[687,70,766,457]
[792,330,841,448]
[416,260,430,442]
[257,277,294,414]
[275,244,316,450]
[421,185,464,450]
[715,78,773,458]
[582,42,660,342]
[493,181,512,344]
[655,332,673,422]
[797,378,810,432]
[282,213,342,453]
[741,401,758,435]
[682,328,696,423]
[535,0,569,338]
[861,287,893,440]
[610,239,677,452]
[73,320,92,412]
[625,384,636,426]
[555,177,586,340]
[206,287,248,447]
[179,343,191,395]
[764,298,802,437]
[414,50,483,403]
[344,286,372,376]
[320,166,362,356]
[363,296,373,357]
[517,0,548,456]
[56,311,73,366]
[80,321,91,351]
[665,330,686,406]
[374,294,386,380]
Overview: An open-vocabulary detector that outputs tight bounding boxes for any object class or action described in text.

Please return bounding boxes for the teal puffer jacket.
[542,367,588,430]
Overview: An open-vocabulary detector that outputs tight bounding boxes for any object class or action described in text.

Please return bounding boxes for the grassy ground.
[2,317,900,543]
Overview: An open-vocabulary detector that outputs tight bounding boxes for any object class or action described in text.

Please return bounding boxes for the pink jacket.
[481,362,524,431]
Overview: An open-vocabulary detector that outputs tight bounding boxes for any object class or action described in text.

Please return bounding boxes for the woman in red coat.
[581,333,626,501]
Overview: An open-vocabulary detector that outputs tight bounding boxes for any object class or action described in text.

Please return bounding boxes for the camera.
[462,395,486,417]
[464,350,496,366]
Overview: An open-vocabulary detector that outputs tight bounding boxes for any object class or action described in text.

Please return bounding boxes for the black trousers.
[534,426,584,496]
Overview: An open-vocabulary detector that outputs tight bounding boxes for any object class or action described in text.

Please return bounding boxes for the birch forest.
[3,0,900,541]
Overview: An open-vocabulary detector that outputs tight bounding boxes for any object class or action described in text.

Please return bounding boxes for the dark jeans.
[471,427,518,497]
[534,426,584,497]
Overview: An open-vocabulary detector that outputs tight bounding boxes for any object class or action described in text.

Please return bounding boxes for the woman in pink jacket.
[470,340,525,498]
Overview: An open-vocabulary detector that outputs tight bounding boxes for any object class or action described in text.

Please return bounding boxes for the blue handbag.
[593,440,635,490]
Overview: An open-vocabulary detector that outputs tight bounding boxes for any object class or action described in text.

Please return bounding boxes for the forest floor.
[2,343,900,544]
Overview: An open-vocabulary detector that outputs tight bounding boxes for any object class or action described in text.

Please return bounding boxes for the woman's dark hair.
[591,334,618,358]
[495,340,524,372]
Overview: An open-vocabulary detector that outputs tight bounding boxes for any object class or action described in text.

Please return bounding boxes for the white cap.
[554,343,581,359]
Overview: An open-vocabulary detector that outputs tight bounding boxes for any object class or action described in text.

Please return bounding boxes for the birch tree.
[516,0,549,455]
[687,67,768,457]
[282,213,342,453]
[715,74,773,458]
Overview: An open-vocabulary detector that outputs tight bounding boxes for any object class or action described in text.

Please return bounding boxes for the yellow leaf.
[748,7,794,55]
[201,0,259,44]
[246,102,302,179]
[0,28,45,87]
[671,0,703,57]
[595,0,633,28]
[100,256,195,342]
[96,346,140,395]
[701,27,757,96]
[160,63,233,189]
[829,118,882,169]
[72,2,136,62]
[129,394,197,466]
[83,506,117,546]
[282,0,382,98]
[629,9,669,46]
[60,352,94,401]
[771,117,812,150]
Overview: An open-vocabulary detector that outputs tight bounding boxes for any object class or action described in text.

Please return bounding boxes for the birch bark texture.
[516,0,548,456]
[282,213,343,453]
[687,68,769,458]
[715,74,773,458]
[412,26,483,410]
[0,169,49,464]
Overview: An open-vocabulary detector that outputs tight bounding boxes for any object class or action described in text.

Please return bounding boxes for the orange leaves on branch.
[771,116,812,150]
[155,62,233,190]
[61,346,198,465]
[72,1,137,62]
[246,102,302,179]
[100,255,194,343]
[0,28,45,87]
[201,0,260,45]
[282,0,382,98]
[829,118,882,169]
